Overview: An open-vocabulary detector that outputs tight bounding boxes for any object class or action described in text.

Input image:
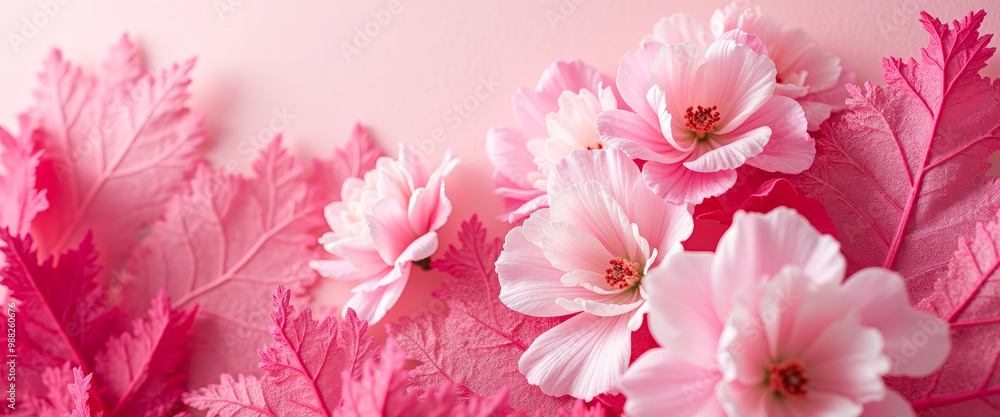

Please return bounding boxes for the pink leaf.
[68,368,103,417]
[126,131,380,390]
[0,127,48,236]
[182,374,273,417]
[0,229,114,408]
[787,10,1000,303]
[26,35,204,273]
[387,216,579,416]
[893,207,1000,414]
[335,341,512,417]
[94,290,196,417]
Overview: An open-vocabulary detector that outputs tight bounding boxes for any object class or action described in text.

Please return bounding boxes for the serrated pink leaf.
[126,130,381,390]
[0,127,48,236]
[257,289,378,416]
[336,341,511,417]
[68,368,103,417]
[27,34,203,274]
[387,216,578,416]
[20,364,75,417]
[888,207,1000,414]
[787,10,1000,303]
[0,229,114,410]
[182,374,273,417]
[94,290,196,417]
[124,136,323,389]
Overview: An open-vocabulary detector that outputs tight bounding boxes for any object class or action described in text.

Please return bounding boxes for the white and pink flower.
[495,148,693,400]
[310,145,458,324]
[487,60,624,223]
[645,3,854,130]
[597,30,814,205]
[619,208,951,417]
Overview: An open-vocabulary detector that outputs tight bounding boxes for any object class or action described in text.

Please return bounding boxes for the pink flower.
[495,148,693,400]
[619,208,951,417]
[597,32,814,205]
[310,145,458,324]
[487,60,623,223]
[645,4,853,130]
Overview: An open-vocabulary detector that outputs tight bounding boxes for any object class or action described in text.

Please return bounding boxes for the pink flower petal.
[538,221,616,275]
[486,126,538,190]
[514,60,615,137]
[615,43,663,125]
[644,13,714,51]
[682,125,770,173]
[700,40,776,135]
[345,265,410,323]
[742,96,814,173]
[650,42,705,124]
[519,313,632,400]
[496,227,599,317]
[555,292,645,317]
[712,208,844,319]
[641,161,737,205]
[547,148,642,209]
[858,390,916,417]
[597,109,688,164]
[643,252,723,369]
[630,179,694,263]
[717,29,769,57]
[842,268,951,377]
[620,349,727,417]
[548,182,646,262]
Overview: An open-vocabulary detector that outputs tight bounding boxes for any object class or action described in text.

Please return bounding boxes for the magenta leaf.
[94,290,196,417]
[125,131,380,389]
[183,374,272,417]
[68,368,103,417]
[26,35,204,273]
[310,122,385,201]
[0,127,48,237]
[887,207,1000,414]
[787,10,1000,303]
[184,287,380,417]
[388,216,577,415]
[0,229,113,403]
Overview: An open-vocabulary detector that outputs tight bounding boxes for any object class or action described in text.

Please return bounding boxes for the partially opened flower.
[496,148,693,400]
[487,60,623,223]
[597,32,813,205]
[645,3,852,130]
[620,208,951,417]
[310,145,458,324]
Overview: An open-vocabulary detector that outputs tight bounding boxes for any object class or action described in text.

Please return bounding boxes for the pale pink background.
[1,0,997,338]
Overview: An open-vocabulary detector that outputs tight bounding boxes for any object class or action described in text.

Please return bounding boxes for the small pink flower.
[597,32,814,205]
[646,4,853,130]
[310,145,458,324]
[496,148,693,400]
[619,208,951,417]
[487,60,623,223]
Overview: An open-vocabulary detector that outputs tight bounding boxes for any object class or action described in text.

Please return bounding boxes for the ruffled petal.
[641,161,737,205]
[597,109,687,164]
[497,227,597,317]
[620,349,727,417]
[547,148,642,208]
[344,264,410,324]
[683,125,770,173]
[616,43,664,125]
[700,39,776,135]
[843,268,951,377]
[742,96,814,174]
[486,126,538,189]
[519,313,632,400]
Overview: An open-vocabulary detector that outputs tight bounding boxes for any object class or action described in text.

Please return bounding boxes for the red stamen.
[768,359,808,398]
[605,257,641,289]
[684,105,721,138]
[775,73,784,84]
[585,143,604,151]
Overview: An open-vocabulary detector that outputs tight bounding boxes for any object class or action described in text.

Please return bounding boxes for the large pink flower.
[310,145,458,324]
[487,60,624,223]
[597,32,813,205]
[645,3,854,130]
[619,208,951,417]
[495,148,693,400]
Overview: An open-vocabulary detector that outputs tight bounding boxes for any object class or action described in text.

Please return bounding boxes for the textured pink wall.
[2,0,998,336]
